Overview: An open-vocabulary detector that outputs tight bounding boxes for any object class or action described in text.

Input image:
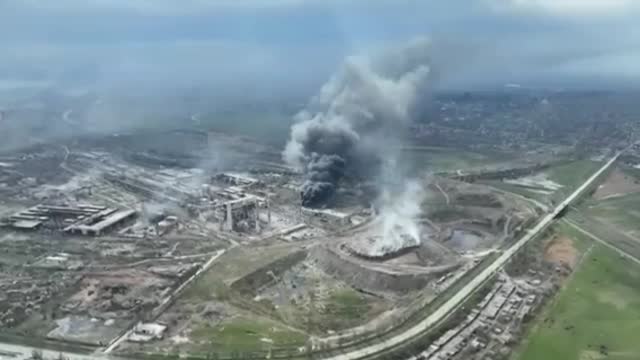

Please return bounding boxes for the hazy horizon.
[2,0,640,97]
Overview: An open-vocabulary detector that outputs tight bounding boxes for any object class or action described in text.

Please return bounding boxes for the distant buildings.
[3,203,136,236]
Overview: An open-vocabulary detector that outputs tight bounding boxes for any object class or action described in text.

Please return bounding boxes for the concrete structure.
[10,219,42,230]
[157,216,178,236]
[301,207,351,227]
[30,253,84,270]
[65,209,137,236]
[408,275,538,360]
[3,204,128,233]
[127,322,168,343]
[217,196,270,232]
[214,172,262,188]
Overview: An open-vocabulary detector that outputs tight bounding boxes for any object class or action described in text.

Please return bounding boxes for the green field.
[480,180,550,202]
[569,164,640,241]
[516,244,640,360]
[165,245,310,354]
[189,316,307,354]
[546,160,603,198]
[302,288,374,333]
[552,221,593,253]
[566,211,640,262]
[201,111,293,147]
[402,146,515,173]
[619,165,640,180]
[580,190,640,237]
[182,245,295,302]
[483,160,603,205]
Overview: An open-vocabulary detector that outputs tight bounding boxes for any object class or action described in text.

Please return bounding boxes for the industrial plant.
[0,121,572,360]
[1,11,640,360]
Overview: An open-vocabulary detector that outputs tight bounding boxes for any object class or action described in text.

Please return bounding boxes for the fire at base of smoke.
[283,37,432,208]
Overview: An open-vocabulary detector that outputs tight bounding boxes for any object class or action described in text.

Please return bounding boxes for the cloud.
[3,0,640,91]
[488,0,637,17]
[4,0,312,14]
[0,39,340,98]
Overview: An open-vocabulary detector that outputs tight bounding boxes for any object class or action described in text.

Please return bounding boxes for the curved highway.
[0,152,621,360]
[322,152,621,360]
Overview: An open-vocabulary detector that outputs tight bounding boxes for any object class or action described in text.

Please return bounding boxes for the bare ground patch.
[544,235,578,269]
[580,350,606,360]
[593,168,640,200]
[597,289,629,310]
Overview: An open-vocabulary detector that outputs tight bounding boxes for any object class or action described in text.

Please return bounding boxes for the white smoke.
[377,180,426,251]
[283,37,433,251]
[283,37,432,207]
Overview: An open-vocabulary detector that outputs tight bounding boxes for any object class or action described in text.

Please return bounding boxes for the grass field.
[480,180,550,202]
[516,243,640,360]
[182,245,295,302]
[302,288,374,333]
[402,146,515,173]
[201,111,293,147]
[566,211,640,262]
[620,165,640,180]
[163,245,310,354]
[483,160,603,205]
[189,316,307,354]
[570,163,640,240]
[580,190,640,237]
[545,160,603,199]
[551,222,593,253]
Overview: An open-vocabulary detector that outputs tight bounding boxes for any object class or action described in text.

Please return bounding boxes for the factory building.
[301,207,352,228]
[65,209,137,236]
[214,173,263,188]
[216,195,271,232]
[1,203,136,236]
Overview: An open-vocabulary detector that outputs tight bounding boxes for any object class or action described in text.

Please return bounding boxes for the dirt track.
[593,168,640,200]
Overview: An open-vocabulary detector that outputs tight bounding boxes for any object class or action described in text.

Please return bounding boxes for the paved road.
[0,153,620,360]
[323,152,620,360]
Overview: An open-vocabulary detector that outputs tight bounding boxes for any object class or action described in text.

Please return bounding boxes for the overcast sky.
[2,0,640,94]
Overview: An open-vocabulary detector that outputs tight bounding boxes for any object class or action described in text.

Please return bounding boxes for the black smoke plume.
[284,38,432,207]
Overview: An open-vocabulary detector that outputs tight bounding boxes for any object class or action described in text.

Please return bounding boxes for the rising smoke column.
[283,38,433,207]
[373,179,426,254]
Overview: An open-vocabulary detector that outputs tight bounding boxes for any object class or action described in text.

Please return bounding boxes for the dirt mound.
[454,193,502,208]
[65,269,170,318]
[544,236,577,269]
[310,246,457,294]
